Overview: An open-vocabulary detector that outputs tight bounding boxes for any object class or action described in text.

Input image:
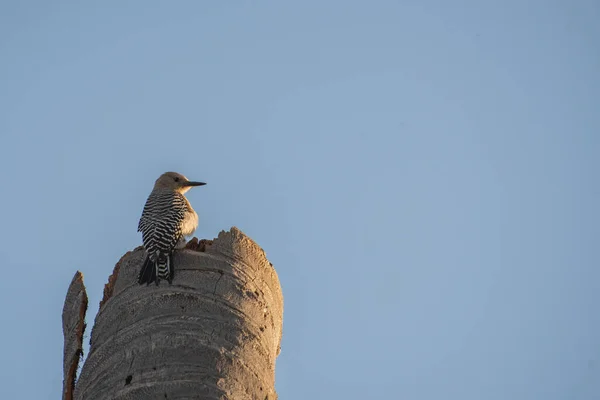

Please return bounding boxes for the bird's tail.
[156,253,174,284]
[138,255,156,285]
[138,253,174,285]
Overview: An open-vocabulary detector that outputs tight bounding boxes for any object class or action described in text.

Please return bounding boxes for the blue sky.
[1,1,599,399]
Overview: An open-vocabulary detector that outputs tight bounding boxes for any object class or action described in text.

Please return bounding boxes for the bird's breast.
[181,209,199,236]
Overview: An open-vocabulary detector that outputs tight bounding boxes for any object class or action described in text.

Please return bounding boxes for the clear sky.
[1,1,598,399]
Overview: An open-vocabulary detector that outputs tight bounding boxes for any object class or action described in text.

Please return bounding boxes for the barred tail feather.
[157,253,174,285]
[138,253,174,286]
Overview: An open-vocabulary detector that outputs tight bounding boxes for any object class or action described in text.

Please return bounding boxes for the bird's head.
[154,172,206,193]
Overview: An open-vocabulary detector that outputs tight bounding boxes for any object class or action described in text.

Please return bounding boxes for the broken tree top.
[62,227,283,400]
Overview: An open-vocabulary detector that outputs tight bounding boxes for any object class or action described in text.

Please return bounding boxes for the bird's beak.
[185,181,206,187]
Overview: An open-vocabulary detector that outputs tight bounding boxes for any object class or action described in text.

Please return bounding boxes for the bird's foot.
[175,237,187,249]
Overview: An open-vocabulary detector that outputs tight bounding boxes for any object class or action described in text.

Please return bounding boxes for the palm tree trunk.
[62,227,283,400]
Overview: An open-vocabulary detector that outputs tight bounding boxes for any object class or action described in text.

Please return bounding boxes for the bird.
[137,171,206,285]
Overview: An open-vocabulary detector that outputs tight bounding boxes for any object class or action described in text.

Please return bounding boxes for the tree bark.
[62,271,88,400]
[62,227,283,400]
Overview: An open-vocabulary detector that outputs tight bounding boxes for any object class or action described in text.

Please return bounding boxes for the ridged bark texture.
[62,271,88,400]
[64,227,283,400]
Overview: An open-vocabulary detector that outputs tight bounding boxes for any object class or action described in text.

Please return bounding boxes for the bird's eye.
[174,177,180,182]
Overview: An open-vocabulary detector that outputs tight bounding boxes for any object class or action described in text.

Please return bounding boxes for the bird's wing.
[138,191,187,254]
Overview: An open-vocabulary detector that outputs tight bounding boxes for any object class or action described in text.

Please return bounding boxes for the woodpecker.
[137,172,206,285]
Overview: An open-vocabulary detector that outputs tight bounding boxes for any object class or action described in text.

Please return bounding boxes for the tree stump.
[62,227,283,400]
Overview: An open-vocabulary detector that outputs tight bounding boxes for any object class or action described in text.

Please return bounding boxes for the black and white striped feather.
[137,189,188,285]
